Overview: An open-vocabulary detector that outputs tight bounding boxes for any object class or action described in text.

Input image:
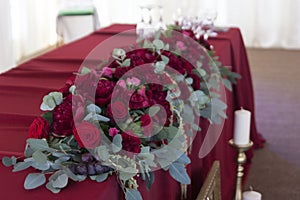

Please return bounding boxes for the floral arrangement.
[2,27,240,199]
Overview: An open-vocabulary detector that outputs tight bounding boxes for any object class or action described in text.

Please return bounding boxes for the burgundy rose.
[110,101,128,120]
[73,122,101,149]
[129,93,150,110]
[52,94,73,137]
[95,79,115,107]
[114,66,133,79]
[28,116,50,139]
[121,131,141,153]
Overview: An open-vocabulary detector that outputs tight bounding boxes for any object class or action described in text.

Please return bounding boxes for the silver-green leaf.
[95,173,109,182]
[52,174,68,188]
[125,189,143,200]
[24,173,46,190]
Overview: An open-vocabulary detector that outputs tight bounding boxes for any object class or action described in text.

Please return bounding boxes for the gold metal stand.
[229,139,253,200]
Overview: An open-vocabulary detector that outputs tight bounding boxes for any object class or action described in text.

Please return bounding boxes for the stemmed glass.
[202,9,218,40]
[156,5,166,31]
[136,6,145,37]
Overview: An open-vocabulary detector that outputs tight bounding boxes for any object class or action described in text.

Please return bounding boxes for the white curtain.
[0,0,58,73]
[95,0,300,49]
[0,0,14,72]
[1,0,300,72]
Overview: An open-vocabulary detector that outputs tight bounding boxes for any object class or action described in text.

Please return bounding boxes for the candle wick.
[249,186,253,191]
[241,106,244,110]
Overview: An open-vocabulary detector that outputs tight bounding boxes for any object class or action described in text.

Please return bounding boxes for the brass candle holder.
[229,139,253,200]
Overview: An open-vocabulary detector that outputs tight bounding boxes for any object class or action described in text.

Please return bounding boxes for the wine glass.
[136,6,145,37]
[156,5,166,31]
[202,9,218,40]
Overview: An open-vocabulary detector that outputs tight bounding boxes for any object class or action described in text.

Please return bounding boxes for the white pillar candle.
[233,108,251,145]
[242,191,262,200]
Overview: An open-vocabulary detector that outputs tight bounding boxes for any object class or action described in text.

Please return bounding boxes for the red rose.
[121,131,141,153]
[95,79,115,106]
[108,101,128,121]
[140,114,153,137]
[52,94,74,137]
[73,122,101,149]
[28,116,50,139]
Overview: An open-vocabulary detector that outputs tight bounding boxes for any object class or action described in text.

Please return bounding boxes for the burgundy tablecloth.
[0,24,264,200]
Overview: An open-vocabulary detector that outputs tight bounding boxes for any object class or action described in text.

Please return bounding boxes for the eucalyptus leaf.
[185,77,193,85]
[125,189,143,200]
[112,48,126,58]
[97,146,109,161]
[95,173,109,182]
[52,174,68,188]
[161,55,169,64]
[13,161,33,172]
[176,153,191,165]
[119,171,136,181]
[32,150,48,164]
[24,173,46,190]
[2,156,13,167]
[122,59,131,67]
[46,181,61,194]
[112,134,122,153]
[153,39,164,49]
[80,67,91,75]
[27,139,49,151]
[87,104,102,114]
[148,105,160,117]
[143,171,154,191]
[63,167,80,181]
[222,78,232,91]
[169,162,191,184]
[154,61,165,74]
[31,161,51,171]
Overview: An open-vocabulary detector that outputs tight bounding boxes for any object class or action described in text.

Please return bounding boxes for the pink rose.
[109,127,120,137]
[101,67,113,78]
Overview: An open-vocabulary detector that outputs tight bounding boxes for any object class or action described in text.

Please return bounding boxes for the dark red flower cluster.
[121,131,141,153]
[52,94,74,137]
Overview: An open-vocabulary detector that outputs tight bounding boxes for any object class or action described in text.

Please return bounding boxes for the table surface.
[0,24,265,200]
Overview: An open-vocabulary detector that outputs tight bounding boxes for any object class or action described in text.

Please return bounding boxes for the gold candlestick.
[229,139,253,200]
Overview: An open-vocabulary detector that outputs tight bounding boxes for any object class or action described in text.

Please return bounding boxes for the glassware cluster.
[136,6,219,40]
[136,5,166,38]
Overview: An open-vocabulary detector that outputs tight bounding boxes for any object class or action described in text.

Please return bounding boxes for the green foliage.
[24,173,46,190]
[125,189,143,200]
